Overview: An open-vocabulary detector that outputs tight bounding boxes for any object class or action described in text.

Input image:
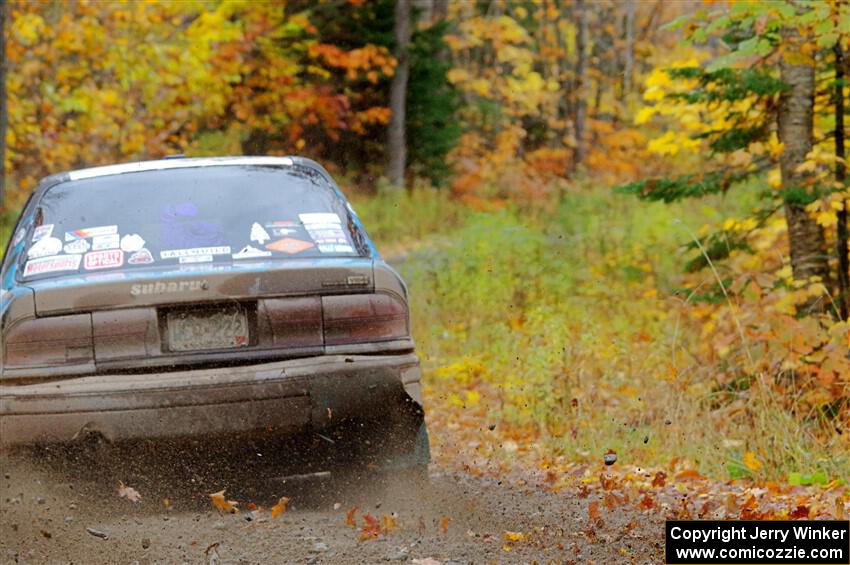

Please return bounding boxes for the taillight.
[2,314,94,371]
[260,297,323,348]
[322,293,408,345]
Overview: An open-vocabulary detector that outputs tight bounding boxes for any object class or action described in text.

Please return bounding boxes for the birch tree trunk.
[387,0,411,190]
[778,28,830,311]
[833,42,848,319]
[571,0,588,173]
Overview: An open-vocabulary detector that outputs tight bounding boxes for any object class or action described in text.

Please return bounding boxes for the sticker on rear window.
[160,246,230,260]
[265,238,315,254]
[63,239,91,254]
[84,250,124,270]
[128,248,155,265]
[250,223,271,245]
[92,234,120,251]
[120,234,146,252]
[65,225,118,241]
[233,245,272,259]
[28,236,63,258]
[179,255,213,264]
[299,213,342,225]
[32,224,54,242]
[264,221,297,237]
[318,244,355,254]
[24,254,82,276]
[12,227,26,247]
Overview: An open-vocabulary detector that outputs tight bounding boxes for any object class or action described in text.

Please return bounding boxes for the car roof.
[66,156,296,181]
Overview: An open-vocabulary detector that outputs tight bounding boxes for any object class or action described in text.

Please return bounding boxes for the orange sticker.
[265,238,315,254]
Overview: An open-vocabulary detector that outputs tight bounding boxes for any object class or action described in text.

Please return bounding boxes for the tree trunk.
[834,42,849,319]
[778,28,830,312]
[387,0,411,190]
[571,0,588,174]
[622,0,635,99]
[0,0,7,209]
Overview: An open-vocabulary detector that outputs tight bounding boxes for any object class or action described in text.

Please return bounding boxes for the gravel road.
[0,438,664,564]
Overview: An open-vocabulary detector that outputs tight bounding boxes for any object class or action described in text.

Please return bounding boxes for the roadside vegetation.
[355,182,848,485]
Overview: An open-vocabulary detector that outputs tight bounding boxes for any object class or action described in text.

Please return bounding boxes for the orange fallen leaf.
[438,515,451,534]
[381,513,397,533]
[674,469,704,481]
[651,471,667,488]
[117,481,141,503]
[346,506,358,527]
[588,500,600,523]
[247,502,258,512]
[271,496,290,518]
[209,489,239,514]
[359,513,382,541]
[639,495,655,510]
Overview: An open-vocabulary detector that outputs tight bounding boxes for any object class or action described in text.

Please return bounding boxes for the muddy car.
[0,156,429,476]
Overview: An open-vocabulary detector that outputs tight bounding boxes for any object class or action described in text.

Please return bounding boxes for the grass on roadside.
[359,185,848,483]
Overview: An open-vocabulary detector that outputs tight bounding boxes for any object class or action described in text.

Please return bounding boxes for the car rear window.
[20,165,363,280]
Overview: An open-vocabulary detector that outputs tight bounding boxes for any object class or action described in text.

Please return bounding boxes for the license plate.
[167,305,249,352]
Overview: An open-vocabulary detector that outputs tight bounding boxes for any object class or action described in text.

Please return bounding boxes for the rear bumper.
[0,353,423,447]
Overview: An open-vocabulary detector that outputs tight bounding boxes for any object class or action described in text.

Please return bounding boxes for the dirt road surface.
[0,440,664,564]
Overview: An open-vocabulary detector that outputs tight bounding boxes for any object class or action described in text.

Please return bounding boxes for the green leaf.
[727,458,752,480]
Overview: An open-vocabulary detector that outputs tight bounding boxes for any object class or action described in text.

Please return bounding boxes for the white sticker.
[84,249,124,270]
[28,236,63,258]
[128,248,155,265]
[32,224,54,242]
[24,254,82,277]
[233,245,272,259]
[333,244,355,253]
[161,246,230,259]
[179,255,213,264]
[299,213,342,225]
[250,223,271,245]
[12,227,26,247]
[63,239,91,254]
[317,244,335,253]
[65,225,118,241]
[92,234,120,251]
[120,234,145,252]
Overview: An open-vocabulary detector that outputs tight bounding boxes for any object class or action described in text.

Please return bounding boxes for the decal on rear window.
[65,225,117,241]
[250,223,271,245]
[265,238,315,254]
[63,239,90,254]
[24,255,82,276]
[233,245,271,259]
[160,246,231,260]
[120,234,146,252]
[32,224,54,242]
[128,249,155,265]
[84,250,124,270]
[92,234,120,251]
[28,236,63,258]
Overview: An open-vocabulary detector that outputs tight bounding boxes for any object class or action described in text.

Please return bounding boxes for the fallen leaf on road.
[382,513,397,533]
[438,516,451,534]
[209,489,239,514]
[588,500,600,523]
[270,496,289,517]
[346,506,358,527]
[503,531,526,542]
[359,513,382,541]
[117,481,141,503]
